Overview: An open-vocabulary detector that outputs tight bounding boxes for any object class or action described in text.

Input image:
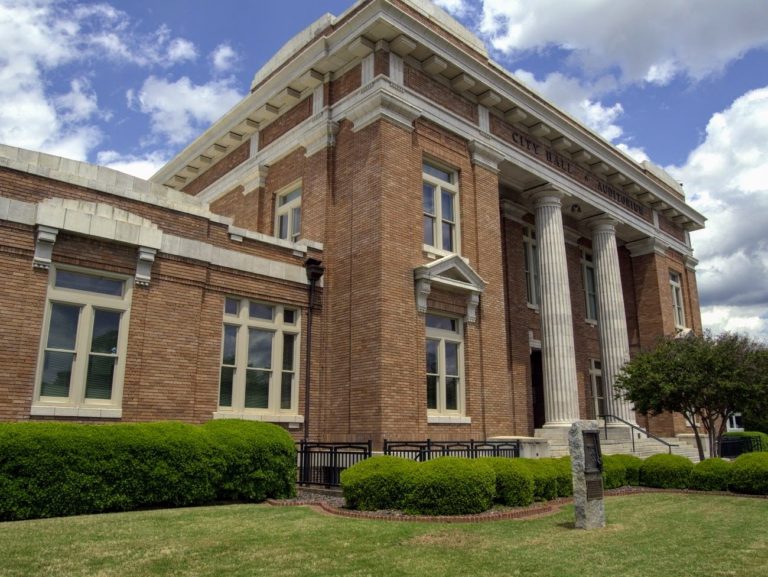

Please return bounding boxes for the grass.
[1,494,766,577]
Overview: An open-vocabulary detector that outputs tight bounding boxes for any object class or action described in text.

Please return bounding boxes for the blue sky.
[1,0,767,340]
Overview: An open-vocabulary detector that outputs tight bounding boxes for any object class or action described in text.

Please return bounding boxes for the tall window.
[425,314,463,415]
[35,267,131,415]
[275,186,301,242]
[582,250,597,322]
[219,297,300,415]
[423,161,459,253]
[669,271,686,329]
[523,226,540,306]
[589,359,605,420]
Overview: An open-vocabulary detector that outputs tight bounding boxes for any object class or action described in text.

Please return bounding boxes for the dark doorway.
[531,350,545,429]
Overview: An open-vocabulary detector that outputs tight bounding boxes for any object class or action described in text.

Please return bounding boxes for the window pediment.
[414,254,486,322]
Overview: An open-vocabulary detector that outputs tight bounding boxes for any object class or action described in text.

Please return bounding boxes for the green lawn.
[1,494,766,577]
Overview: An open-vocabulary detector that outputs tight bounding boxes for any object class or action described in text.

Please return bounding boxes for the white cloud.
[669,87,768,341]
[135,75,243,145]
[474,0,768,85]
[211,43,238,73]
[96,149,169,179]
[0,0,203,163]
[512,69,624,142]
[432,0,469,17]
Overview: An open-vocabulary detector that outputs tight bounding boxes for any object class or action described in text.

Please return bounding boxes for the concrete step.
[544,437,702,462]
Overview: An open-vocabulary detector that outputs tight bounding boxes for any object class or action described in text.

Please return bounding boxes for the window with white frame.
[669,271,686,329]
[219,297,300,416]
[34,267,132,415]
[523,226,540,307]
[589,359,605,420]
[425,314,464,415]
[275,185,302,243]
[582,250,598,322]
[422,161,459,253]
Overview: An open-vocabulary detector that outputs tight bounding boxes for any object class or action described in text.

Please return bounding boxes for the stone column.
[590,218,637,425]
[532,188,580,426]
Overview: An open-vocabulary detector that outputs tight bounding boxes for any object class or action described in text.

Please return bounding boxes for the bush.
[723,431,768,453]
[690,458,732,491]
[602,454,643,489]
[0,420,296,521]
[202,420,296,502]
[518,459,559,501]
[402,457,496,515]
[340,456,416,511]
[729,452,768,495]
[640,454,693,489]
[552,457,573,497]
[477,458,534,507]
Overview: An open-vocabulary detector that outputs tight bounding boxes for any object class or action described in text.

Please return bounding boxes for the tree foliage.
[615,332,767,460]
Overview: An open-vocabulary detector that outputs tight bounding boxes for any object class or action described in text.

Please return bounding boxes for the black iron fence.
[297,441,372,487]
[296,439,522,487]
[383,439,521,461]
[720,436,762,458]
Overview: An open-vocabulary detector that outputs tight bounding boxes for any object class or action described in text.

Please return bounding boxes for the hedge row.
[341,456,575,515]
[0,420,296,521]
[341,452,768,515]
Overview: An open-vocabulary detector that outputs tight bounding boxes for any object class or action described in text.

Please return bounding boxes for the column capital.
[586,216,619,235]
[526,184,564,207]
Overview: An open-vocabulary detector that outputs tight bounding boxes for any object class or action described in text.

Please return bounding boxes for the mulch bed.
[266,486,767,523]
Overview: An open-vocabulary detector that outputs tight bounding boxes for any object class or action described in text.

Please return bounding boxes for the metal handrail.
[598,414,678,454]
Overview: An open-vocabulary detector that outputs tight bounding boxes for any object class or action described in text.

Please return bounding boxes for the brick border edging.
[266,487,768,524]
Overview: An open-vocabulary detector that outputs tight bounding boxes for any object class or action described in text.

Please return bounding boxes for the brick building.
[0,0,705,452]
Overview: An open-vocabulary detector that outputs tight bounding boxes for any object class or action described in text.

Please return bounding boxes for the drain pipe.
[303,257,325,443]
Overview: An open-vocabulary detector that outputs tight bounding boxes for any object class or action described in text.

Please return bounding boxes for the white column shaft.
[591,220,636,425]
[534,192,580,426]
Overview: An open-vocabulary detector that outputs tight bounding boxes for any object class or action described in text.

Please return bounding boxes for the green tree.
[615,332,766,460]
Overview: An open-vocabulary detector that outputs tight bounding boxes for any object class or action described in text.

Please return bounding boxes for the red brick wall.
[210,185,258,230]
[181,140,250,196]
[260,97,313,149]
[330,64,361,105]
[405,64,478,124]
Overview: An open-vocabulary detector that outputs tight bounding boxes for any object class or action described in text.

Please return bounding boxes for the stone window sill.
[427,415,471,425]
[31,405,122,418]
[213,411,304,423]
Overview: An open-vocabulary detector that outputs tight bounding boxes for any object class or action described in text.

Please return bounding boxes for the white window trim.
[523,226,540,309]
[422,161,460,255]
[274,180,302,243]
[589,358,604,420]
[426,314,466,418]
[582,249,598,323]
[217,297,301,418]
[669,270,687,330]
[31,265,132,418]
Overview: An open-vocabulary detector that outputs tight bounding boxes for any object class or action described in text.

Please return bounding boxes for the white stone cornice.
[468,140,504,174]
[501,199,528,224]
[242,164,269,193]
[625,237,670,258]
[345,84,422,132]
[302,120,340,157]
[684,255,699,271]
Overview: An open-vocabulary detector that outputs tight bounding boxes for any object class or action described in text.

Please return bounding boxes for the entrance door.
[530,350,545,429]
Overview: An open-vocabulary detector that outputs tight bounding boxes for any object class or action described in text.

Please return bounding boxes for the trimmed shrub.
[552,457,573,497]
[602,456,628,489]
[477,458,535,507]
[340,456,416,511]
[0,420,295,521]
[609,454,643,486]
[518,459,559,501]
[202,419,296,502]
[602,454,643,489]
[723,431,768,453]
[402,457,496,515]
[729,452,768,495]
[690,458,732,491]
[640,454,693,489]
